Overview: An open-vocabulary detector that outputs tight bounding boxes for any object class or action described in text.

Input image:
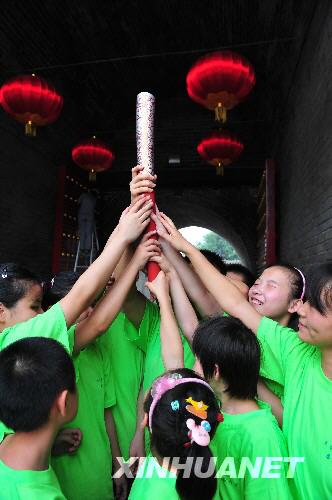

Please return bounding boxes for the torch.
[136,92,160,282]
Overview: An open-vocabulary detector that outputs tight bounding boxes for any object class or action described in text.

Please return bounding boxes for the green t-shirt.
[98,312,145,461]
[0,302,73,353]
[258,316,332,500]
[0,459,65,499]
[52,332,115,500]
[211,400,291,499]
[140,301,195,393]
[138,300,195,454]
[0,303,74,443]
[129,454,178,499]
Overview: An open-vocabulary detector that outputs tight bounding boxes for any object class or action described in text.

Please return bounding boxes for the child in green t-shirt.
[129,368,222,500]
[120,250,197,458]
[0,337,77,499]
[193,315,292,499]
[146,272,291,498]
[42,271,126,500]
[0,196,153,355]
[46,233,161,497]
[0,199,155,445]
[128,268,222,499]
[155,222,332,499]
[157,211,306,398]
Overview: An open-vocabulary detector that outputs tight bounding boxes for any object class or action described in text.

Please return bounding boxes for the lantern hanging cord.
[20,36,296,73]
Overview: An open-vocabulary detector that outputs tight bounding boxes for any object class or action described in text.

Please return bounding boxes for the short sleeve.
[257,316,313,386]
[0,303,73,354]
[126,300,160,354]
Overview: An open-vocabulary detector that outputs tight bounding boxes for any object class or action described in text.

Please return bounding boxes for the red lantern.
[0,74,63,136]
[186,51,255,122]
[197,130,244,175]
[72,137,115,181]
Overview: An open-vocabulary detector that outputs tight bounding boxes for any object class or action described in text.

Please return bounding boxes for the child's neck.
[222,397,260,414]
[0,426,57,471]
[214,382,259,414]
[272,312,290,327]
[321,347,332,380]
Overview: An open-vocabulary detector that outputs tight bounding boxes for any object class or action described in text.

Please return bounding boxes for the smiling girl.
[156,215,332,500]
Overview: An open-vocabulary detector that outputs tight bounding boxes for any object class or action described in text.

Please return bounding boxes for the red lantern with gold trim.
[187,51,255,123]
[0,74,63,136]
[72,137,115,182]
[197,130,244,175]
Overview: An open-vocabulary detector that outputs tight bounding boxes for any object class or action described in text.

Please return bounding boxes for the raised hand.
[151,207,168,238]
[130,165,157,202]
[132,231,161,270]
[145,270,170,301]
[149,251,173,275]
[155,211,192,253]
[117,196,153,243]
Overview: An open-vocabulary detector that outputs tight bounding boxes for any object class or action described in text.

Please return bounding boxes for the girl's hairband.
[148,373,214,432]
[294,267,306,300]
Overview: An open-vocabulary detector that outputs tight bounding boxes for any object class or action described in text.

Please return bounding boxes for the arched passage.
[179,226,243,263]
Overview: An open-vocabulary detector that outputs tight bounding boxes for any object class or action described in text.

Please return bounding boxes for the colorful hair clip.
[171,400,180,411]
[185,396,209,420]
[217,412,224,422]
[186,418,211,447]
[1,267,8,279]
[201,420,211,432]
[148,374,214,432]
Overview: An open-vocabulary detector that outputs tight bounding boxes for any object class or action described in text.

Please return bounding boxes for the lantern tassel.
[25,120,36,136]
[89,170,96,182]
[217,161,224,176]
[215,103,227,123]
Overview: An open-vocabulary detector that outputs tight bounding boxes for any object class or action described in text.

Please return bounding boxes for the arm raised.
[157,212,261,334]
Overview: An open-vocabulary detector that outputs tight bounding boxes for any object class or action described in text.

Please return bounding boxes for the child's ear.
[53,389,75,421]
[0,302,9,326]
[55,390,70,418]
[288,299,303,314]
[214,364,220,378]
[140,413,148,430]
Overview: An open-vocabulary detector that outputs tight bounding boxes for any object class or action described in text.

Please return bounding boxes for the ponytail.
[176,443,216,500]
[145,369,222,500]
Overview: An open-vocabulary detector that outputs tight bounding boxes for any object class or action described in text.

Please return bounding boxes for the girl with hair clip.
[155,216,332,500]
[129,368,222,500]
[145,266,290,499]
[128,270,222,499]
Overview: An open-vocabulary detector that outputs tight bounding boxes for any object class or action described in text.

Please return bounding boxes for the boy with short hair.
[0,337,77,499]
[193,315,292,499]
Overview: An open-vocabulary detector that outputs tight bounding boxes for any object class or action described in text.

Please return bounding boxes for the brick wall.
[276,1,332,273]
